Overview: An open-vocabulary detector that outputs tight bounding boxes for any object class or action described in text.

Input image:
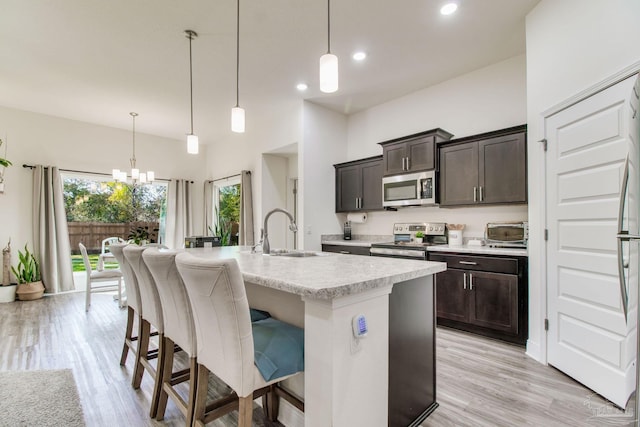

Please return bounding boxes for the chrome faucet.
[262,208,297,254]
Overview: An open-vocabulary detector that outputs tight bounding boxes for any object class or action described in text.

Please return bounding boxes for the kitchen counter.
[184,245,446,427]
[321,234,392,247]
[427,244,528,257]
[186,246,445,299]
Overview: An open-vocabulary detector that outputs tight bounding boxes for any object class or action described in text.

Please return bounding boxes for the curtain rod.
[206,170,249,184]
[21,164,189,183]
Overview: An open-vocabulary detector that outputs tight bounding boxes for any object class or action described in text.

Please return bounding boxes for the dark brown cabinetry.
[429,252,527,345]
[439,125,527,206]
[334,156,383,213]
[379,128,453,176]
[321,244,370,256]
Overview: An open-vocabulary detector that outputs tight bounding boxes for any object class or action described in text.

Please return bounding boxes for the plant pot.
[16,281,45,301]
[0,284,16,303]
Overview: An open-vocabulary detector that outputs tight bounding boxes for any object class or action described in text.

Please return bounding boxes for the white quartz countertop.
[184,246,446,300]
[427,244,528,257]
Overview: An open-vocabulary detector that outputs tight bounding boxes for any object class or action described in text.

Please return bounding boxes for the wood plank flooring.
[0,292,635,426]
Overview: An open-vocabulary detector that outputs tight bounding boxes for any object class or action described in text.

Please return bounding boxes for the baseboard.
[255,395,304,427]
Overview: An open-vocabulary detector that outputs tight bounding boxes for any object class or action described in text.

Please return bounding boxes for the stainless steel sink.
[266,249,327,257]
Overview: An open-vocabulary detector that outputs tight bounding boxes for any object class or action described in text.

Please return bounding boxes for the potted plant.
[11,244,45,301]
[128,225,150,245]
[0,138,11,193]
[0,239,16,303]
[414,231,425,243]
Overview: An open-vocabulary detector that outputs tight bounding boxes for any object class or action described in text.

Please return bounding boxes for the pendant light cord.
[130,112,137,168]
[327,0,331,54]
[236,0,240,108]
[188,33,195,134]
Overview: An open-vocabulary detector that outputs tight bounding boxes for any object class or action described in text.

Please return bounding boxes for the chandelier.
[112,112,154,184]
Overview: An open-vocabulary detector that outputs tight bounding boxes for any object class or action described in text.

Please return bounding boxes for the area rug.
[0,369,85,427]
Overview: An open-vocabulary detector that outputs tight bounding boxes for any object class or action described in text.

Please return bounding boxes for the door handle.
[402,157,406,171]
[406,157,410,170]
[463,272,467,290]
[479,186,483,201]
[473,187,477,202]
[616,155,630,323]
[469,274,473,290]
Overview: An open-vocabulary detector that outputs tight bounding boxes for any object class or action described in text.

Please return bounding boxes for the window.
[63,173,167,257]
[211,175,241,246]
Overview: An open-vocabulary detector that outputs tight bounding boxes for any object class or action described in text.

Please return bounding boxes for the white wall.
[0,105,207,278]
[261,154,290,250]
[345,55,528,237]
[205,98,303,245]
[525,0,640,362]
[301,101,349,250]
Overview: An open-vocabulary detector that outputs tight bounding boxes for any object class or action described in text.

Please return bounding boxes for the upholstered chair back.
[143,248,196,357]
[175,253,254,397]
[109,243,140,313]
[123,245,163,332]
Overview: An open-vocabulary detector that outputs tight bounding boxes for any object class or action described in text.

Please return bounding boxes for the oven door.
[382,171,436,207]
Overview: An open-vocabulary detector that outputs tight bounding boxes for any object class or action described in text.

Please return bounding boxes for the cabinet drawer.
[322,244,370,256]
[429,253,518,275]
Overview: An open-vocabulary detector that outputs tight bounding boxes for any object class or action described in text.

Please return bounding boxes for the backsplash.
[336,204,528,240]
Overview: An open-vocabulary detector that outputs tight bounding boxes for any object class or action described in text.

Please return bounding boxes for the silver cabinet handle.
[339,251,350,254]
[463,272,467,290]
[473,186,477,202]
[479,186,483,201]
[469,274,473,290]
[616,155,630,323]
[355,198,359,209]
[402,157,406,171]
[459,261,477,265]
[406,157,410,170]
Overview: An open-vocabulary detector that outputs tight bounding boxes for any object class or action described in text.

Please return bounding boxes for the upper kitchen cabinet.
[439,125,527,206]
[379,128,453,176]
[334,156,384,213]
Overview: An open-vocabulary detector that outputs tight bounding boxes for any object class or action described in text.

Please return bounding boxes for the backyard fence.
[68,221,159,254]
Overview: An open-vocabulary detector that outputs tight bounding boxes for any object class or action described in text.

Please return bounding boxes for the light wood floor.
[0,292,635,426]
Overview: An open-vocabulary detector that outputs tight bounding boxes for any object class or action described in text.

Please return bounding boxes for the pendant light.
[319,0,338,93]
[231,0,245,133]
[185,30,199,154]
[113,112,154,184]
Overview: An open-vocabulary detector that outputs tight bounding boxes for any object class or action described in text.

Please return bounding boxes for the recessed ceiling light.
[352,51,367,61]
[440,3,458,15]
[296,83,308,91]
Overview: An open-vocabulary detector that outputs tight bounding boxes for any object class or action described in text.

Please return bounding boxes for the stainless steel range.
[370,222,447,260]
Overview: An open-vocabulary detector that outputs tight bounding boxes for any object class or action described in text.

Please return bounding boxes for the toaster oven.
[485,222,528,248]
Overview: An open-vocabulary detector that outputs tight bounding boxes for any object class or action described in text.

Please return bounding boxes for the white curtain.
[239,170,254,246]
[203,180,214,235]
[165,179,193,249]
[32,165,74,293]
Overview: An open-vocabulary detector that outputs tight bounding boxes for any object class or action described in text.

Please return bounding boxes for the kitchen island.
[185,246,446,427]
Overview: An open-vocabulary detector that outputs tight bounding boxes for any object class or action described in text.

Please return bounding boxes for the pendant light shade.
[320,0,338,93]
[320,53,338,93]
[187,134,199,154]
[231,107,245,133]
[231,0,246,133]
[185,30,199,153]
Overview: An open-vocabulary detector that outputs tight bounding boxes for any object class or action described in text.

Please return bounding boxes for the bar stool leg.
[133,318,150,389]
[120,307,135,366]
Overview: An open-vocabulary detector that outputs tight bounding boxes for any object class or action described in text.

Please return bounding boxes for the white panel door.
[546,75,637,408]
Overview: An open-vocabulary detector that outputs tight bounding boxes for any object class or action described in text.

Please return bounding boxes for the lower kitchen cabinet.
[429,252,527,345]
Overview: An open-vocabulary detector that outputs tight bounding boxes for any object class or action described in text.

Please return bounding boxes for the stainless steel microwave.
[382,170,436,207]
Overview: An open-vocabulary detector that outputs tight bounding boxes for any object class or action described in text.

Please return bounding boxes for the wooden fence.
[68,221,159,254]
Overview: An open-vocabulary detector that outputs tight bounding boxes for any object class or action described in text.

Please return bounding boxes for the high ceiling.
[0,0,539,145]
